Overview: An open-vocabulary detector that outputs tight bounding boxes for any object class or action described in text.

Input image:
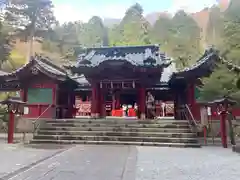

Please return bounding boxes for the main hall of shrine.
[0,45,220,120]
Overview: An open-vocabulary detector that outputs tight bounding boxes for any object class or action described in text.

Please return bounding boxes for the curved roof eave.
[169,48,220,83]
[0,55,70,81]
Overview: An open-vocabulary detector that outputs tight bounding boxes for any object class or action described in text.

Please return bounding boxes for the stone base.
[91,113,96,119]
[140,113,146,120]
[95,113,100,118]
[91,113,101,119]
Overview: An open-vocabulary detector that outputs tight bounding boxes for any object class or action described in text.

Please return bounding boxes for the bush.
[0,105,8,122]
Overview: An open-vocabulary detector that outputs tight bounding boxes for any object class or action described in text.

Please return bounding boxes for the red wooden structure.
[210,98,237,148]
[0,46,221,120]
[0,55,78,119]
[67,46,220,120]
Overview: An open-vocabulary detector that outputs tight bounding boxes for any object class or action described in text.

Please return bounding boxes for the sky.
[53,0,219,23]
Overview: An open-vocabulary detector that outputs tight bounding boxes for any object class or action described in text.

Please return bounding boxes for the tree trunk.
[27,33,34,63]
[27,22,36,63]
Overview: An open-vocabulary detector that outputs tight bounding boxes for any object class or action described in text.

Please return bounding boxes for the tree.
[169,10,202,69]
[150,16,173,52]
[110,3,151,46]
[81,16,106,47]
[221,0,240,63]
[206,6,224,47]
[5,0,56,61]
[200,1,240,101]
[199,65,239,101]
[0,21,11,68]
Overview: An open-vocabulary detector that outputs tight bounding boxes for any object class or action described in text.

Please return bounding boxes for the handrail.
[185,104,198,126]
[32,104,52,134]
[182,104,203,133]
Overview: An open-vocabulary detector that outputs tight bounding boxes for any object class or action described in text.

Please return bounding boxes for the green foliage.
[81,16,106,47]
[221,0,240,63]
[150,16,172,47]
[1,1,239,103]
[199,65,239,101]
[200,0,240,101]
[42,17,107,59]
[168,11,202,69]
[110,3,151,46]
[1,49,25,71]
[0,21,12,68]
[5,0,56,41]
[206,6,224,46]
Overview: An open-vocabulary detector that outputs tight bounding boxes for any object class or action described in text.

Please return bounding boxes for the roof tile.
[77,45,170,67]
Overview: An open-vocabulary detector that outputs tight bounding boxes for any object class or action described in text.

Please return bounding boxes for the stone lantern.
[210,97,237,149]
[0,96,26,143]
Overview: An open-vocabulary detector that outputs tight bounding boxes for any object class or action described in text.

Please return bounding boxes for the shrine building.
[0,45,220,120]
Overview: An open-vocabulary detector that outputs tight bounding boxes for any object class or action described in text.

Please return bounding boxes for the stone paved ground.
[7,145,134,180]
[0,133,33,142]
[0,143,64,179]
[136,146,240,180]
[2,145,240,180]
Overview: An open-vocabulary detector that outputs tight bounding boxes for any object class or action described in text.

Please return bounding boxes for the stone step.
[46,123,189,129]
[48,119,189,125]
[33,135,198,143]
[37,130,196,138]
[32,118,199,148]
[30,139,201,148]
[39,127,192,133]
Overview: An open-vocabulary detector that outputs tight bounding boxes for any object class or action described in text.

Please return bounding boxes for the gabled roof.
[160,62,177,83]
[68,48,223,88]
[71,62,178,90]
[170,48,220,82]
[70,74,90,86]
[75,45,171,67]
[0,55,69,81]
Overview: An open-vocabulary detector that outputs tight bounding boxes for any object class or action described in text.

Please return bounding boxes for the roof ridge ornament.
[31,66,39,75]
[144,48,153,60]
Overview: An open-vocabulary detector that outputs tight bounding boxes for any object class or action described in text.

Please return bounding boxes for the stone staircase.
[31,118,201,148]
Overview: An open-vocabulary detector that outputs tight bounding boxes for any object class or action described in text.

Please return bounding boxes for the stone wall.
[0,117,47,133]
[204,120,240,137]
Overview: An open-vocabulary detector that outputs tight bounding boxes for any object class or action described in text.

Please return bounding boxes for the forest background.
[0,0,240,102]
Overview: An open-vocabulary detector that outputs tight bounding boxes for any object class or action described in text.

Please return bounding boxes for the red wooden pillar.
[20,88,28,102]
[174,92,178,120]
[99,88,105,118]
[8,111,15,144]
[220,111,228,148]
[112,93,115,110]
[91,83,97,118]
[38,105,41,116]
[139,87,146,119]
[188,84,196,118]
[52,85,57,118]
[115,91,120,109]
[95,85,100,118]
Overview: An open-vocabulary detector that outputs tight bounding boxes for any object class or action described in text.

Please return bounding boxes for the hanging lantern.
[0,96,26,115]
